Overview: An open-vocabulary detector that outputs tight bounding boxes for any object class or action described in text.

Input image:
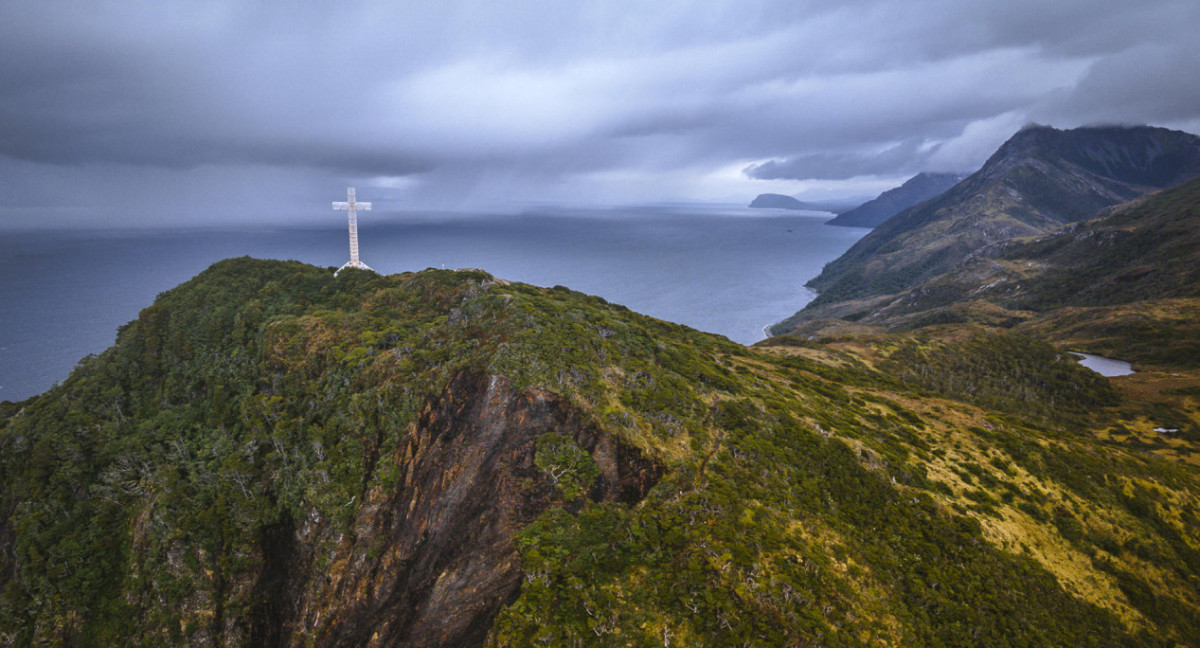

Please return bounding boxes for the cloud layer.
[1,0,1198,226]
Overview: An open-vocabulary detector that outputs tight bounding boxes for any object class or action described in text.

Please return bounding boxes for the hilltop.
[826,172,966,229]
[2,258,1198,646]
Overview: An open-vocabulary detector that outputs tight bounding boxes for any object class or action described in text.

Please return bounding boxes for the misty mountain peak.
[982,124,1200,188]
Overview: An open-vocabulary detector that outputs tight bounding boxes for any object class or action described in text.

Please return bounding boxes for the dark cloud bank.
[1,0,1198,228]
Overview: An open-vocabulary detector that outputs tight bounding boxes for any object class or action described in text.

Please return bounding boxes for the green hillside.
[2,259,1198,646]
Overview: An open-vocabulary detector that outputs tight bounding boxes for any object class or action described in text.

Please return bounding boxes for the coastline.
[758,286,818,343]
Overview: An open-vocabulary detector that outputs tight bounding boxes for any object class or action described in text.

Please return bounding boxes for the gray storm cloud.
[1,0,1198,227]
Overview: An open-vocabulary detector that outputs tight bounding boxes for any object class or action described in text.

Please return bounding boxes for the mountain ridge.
[797,175,1200,367]
[826,172,966,228]
[780,125,1200,331]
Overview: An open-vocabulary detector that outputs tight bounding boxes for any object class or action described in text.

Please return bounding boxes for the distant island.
[748,193,861,213]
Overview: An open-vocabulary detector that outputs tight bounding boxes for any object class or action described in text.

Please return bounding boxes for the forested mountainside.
[2,258,1199,646]
[795,125,1200,314]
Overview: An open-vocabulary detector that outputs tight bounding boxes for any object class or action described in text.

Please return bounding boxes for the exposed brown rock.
[263,370,664,648]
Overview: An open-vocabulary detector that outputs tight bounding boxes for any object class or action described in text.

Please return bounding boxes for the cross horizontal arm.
[333,202,350,210]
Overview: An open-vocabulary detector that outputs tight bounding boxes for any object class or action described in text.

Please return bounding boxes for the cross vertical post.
[333,187,373,275]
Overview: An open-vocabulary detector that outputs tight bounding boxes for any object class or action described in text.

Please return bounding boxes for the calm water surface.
[0,208,867,401]
[1074,353,1135,377]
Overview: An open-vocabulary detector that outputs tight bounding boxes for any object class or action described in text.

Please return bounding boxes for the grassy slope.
[0,259,1197,646]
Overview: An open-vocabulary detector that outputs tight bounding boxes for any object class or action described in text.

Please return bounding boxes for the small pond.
[1073,353,1134,377]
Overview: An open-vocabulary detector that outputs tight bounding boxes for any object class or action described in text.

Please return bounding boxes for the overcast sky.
[2,0,1199,228]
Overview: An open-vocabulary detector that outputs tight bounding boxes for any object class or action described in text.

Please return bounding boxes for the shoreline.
[1071,352,1135,377]
[757,287,818,344]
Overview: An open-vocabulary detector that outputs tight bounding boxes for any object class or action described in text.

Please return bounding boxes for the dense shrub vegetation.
[1,258,1197,646]
[880,329,1119,428]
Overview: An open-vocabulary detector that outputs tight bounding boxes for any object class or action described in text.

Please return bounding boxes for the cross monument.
[333,187,373,275]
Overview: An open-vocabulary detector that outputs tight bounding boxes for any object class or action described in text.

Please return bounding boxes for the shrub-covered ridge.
[0,258,1197,646]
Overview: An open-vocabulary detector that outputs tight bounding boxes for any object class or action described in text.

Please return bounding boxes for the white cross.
[333,187,373,274]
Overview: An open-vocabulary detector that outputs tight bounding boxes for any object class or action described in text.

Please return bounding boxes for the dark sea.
[0,207,867,402]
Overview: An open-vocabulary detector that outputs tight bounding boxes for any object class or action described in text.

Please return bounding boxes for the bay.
[0,207,867,401]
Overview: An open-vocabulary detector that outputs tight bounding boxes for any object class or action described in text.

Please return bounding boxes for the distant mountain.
[826,172,965,228]
[857,175,1200,365]
[790,125,1200,320]
[772,148,1200,368]
[749,193,806,209]
[748,193,862,213]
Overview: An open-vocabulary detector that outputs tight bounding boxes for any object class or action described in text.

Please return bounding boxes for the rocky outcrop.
[277,371,662,648]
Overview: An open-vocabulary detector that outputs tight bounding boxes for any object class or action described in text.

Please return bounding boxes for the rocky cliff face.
[285,371,660,648]
[984,124,1200,191]
[99,369,661,648]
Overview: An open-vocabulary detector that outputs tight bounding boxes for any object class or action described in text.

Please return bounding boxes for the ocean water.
[0,207,867,401]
